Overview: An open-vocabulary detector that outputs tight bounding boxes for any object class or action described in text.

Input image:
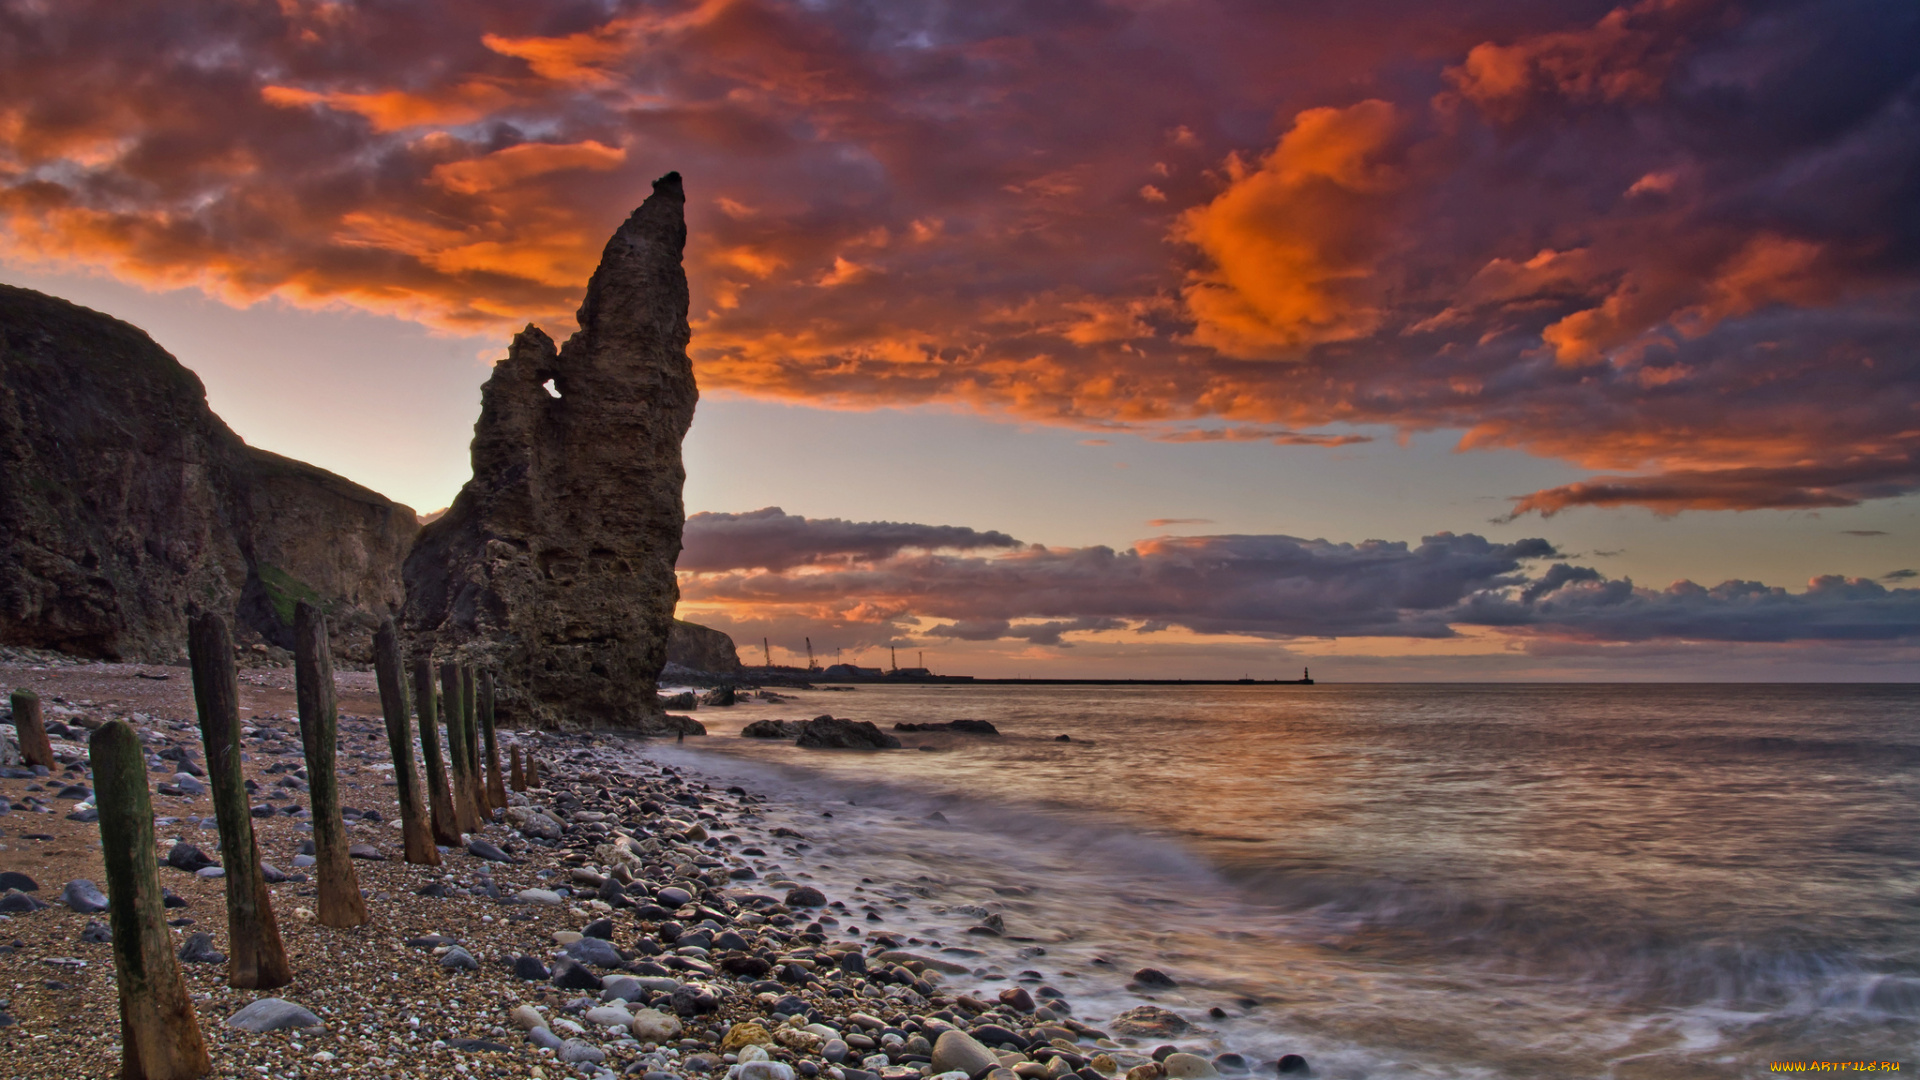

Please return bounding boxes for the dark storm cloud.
[679,506,1021,571]
[681,510,1920,647]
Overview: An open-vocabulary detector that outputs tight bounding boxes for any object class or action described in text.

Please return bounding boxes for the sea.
[639,683,1920,1079]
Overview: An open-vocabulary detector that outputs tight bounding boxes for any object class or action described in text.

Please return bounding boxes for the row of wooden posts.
[29,604,549,1079]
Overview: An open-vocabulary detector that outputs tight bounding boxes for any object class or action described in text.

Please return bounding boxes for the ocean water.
[637,683,1920,1078]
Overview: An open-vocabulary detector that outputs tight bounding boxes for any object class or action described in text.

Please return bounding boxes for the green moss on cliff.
[256,563,322,628]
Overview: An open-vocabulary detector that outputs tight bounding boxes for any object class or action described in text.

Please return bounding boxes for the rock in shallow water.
[795,716,900,750]
[1162,1053,1217,1079]
[1108,1006,1190,1038]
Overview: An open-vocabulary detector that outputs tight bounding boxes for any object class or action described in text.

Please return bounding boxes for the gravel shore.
[0,658,1293,1080]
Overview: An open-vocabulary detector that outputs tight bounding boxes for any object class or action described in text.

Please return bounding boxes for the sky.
[2,0,1917,679]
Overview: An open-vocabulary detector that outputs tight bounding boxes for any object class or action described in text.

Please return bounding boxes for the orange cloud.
[262,81,521,133]
[1175,100,1407,357]
[428,140,627,195]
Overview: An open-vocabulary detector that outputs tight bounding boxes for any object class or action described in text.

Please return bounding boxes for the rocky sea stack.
[404,172,700,733]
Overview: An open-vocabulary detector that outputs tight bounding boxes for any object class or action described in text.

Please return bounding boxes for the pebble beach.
[0,657,1283,1080]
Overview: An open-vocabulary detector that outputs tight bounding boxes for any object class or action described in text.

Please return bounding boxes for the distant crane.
[890,645,897,672]
[762,637,771,668]
[806,637,815,672]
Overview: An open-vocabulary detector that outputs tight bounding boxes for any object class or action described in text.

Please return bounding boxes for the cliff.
[402,173,701,733]
[0,283,418,663]
[666,619,742,674]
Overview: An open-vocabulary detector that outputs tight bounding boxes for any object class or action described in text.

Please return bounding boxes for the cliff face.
[403,173,700,732]
[666,619,742,674]
[0,283,418,663]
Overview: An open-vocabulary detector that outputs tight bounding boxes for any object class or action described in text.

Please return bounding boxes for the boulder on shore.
[795,716,901,750]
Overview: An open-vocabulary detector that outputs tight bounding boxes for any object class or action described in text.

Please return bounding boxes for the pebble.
[510,1004,547,1030]
[1131,968,1178,989]
[932,1030,1000,1077]
[629,1008,682,1042]
[514,955,551,980]
[735,1063,794,1080]
[60,879,108,913]
[518,887,564,905]
[227,997,323,1033]
[529,1026,564,1050]
[347,843,385,860]
[468,838,513,862]
[1275,1056,1309,1075]
[440,946,479,970]
[559,1038,607,1063]
[165,843,215,872]
[1,894,42,916]
[551,958,605,991]
[195,866,226,878]
[566,936,624,968]
[79,918,111,943]
[0,871,38,892]
[178,932,225,964]
[586,1004,635,1027]
[720,1022,773,1051]
[656,886,692,907]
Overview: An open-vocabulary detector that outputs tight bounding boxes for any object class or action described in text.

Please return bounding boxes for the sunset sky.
[3,0,1917,678]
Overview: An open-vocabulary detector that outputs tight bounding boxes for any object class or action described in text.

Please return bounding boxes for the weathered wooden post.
[480,670,509,811]
[509,743,526,792]
[462,665,489,813]
[527,751,541,789]
[90,719,213,1079]
[188,612,292,990]
[439,661,480,833]
[374,622,438,865]
[412,656,461,847]
[292,602,368,929]
[10,687,55,770]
